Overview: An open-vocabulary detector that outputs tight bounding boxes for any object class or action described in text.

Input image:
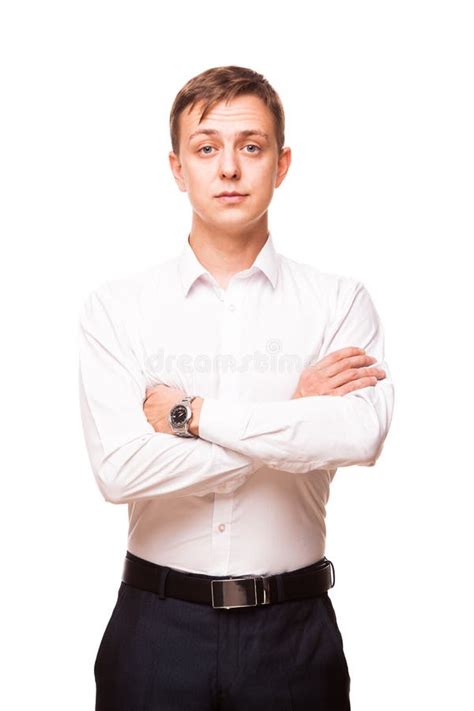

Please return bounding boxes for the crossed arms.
[78,280,394,504]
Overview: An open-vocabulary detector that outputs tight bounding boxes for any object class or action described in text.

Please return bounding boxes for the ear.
[275,146,292,188]
[169,151,187,193]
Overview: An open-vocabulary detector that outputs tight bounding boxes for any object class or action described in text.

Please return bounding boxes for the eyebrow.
[188,128,270,143]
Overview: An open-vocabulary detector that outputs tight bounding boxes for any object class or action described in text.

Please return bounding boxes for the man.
[78,65,394,710]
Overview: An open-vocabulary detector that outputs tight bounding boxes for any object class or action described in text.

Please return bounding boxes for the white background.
[1,1,473,708]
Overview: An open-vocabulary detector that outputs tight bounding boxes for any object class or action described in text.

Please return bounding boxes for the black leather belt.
[122,551,335,610]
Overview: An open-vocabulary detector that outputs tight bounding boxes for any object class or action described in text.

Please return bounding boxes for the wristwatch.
[168,396,198,438]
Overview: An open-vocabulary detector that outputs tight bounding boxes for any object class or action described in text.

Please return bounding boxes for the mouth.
[215,192,249,204]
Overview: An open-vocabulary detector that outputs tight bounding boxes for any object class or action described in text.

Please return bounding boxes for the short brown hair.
[169,65,285,157]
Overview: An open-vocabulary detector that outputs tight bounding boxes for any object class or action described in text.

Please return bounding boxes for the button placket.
[209,277,244,574]
[219,282,242,400]
[211,494,234,574]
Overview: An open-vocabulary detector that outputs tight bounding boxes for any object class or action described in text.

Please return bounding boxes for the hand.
[292,347,386,399]
[144,384,186,435]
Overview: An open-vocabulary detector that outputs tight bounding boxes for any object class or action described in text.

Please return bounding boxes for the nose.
[219,147,240,180]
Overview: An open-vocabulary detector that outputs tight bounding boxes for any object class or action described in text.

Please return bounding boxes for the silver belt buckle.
[211,575,271,609]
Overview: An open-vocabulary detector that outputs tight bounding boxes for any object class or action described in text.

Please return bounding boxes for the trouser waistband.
[122,551,335,610]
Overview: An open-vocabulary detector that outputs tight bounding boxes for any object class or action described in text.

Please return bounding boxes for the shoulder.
[277,251,364,315]
[79,256,178,320]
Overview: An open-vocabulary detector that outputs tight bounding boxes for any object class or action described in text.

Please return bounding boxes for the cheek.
[185,168,212,201]
[252,168,276,199]
[253,159,277,185]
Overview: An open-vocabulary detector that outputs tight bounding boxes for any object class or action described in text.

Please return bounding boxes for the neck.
[188,215,269,289]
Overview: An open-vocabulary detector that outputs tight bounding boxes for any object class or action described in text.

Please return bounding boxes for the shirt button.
[228,304,236,311]
[218,523,226,532]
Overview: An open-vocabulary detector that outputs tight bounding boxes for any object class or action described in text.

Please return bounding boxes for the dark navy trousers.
[94,557,351,710]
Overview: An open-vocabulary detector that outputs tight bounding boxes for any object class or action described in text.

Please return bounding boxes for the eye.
[197,144,262,155]
[198,145,215,154]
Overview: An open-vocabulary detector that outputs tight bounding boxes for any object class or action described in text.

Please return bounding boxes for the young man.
[78,65,394,710]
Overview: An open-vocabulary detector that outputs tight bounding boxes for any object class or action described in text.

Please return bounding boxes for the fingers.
[329,365,386,389]
[311,347,367,372]
[331,375,380,396]
[309,348,385,379]
[323,353,377,377]
[318,347,366,365]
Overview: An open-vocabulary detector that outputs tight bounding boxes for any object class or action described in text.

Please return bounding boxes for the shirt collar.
[178,231,279,297]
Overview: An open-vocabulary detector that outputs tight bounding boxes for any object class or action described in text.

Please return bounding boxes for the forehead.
[180,94,275,139]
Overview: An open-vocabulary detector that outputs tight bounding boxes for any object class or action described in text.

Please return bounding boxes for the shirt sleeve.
[78,283,261,504]
[198,279,395,474]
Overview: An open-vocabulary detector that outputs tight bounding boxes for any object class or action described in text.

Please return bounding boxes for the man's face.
[169,94,291,233]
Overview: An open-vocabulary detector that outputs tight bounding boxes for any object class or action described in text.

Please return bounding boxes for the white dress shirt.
[78,232,394,576]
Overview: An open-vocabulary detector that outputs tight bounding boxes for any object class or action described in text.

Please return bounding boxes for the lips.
[215,193,248,204]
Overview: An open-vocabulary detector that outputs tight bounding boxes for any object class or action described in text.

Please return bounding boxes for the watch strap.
[171,396,197,438]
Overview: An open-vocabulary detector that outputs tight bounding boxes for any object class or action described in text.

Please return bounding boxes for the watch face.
[170,404,188,426]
